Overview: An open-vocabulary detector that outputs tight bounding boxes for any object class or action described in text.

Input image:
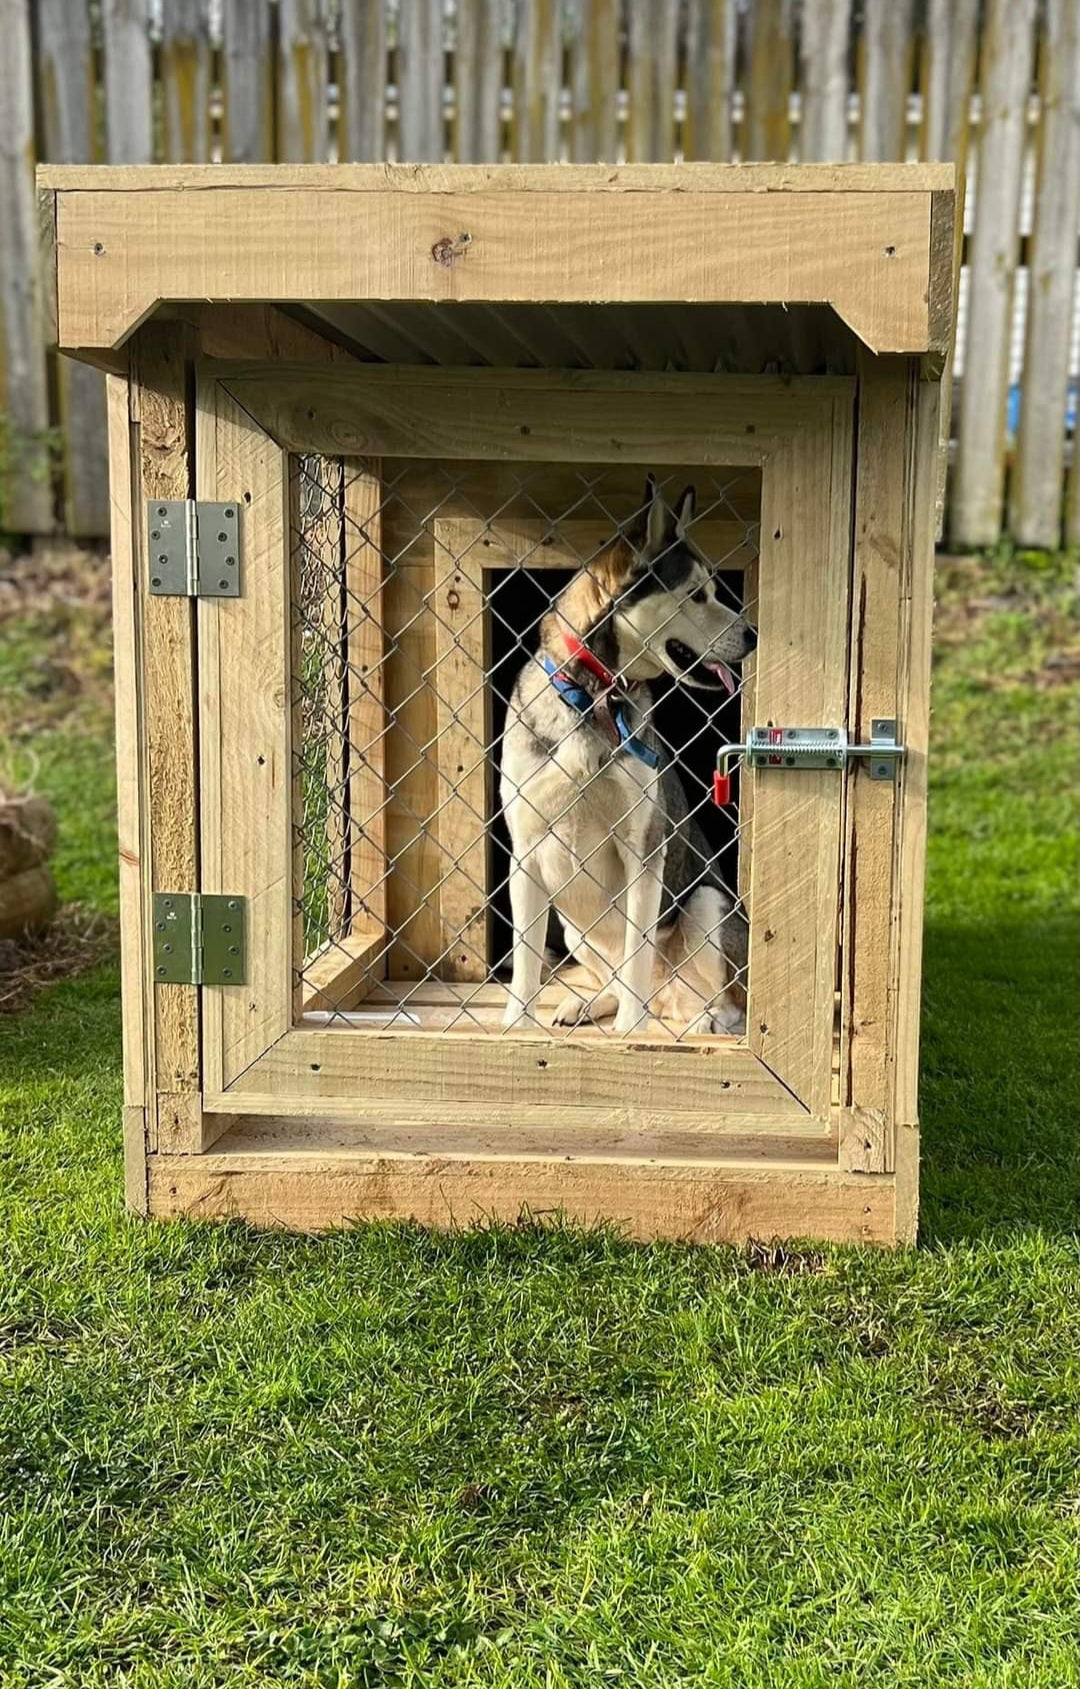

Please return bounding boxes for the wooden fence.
[1,0,1078,548]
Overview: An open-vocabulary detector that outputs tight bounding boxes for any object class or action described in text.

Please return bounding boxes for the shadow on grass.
[918,915,1079,1245]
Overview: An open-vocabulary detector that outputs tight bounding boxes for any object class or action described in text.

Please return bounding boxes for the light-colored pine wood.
[839,355,911,1173]
[101,0,153,165]
[747,395,853,1119]
[276,0,329,163]
[431,522,492,981]
[343,463,387,959]
[301,930,385,1012]
[1010,0,1080,549]
[455,0,503,164]
[859,0,914,164]
[512,0,561,164]
[221,0,274,165]
[570,0,618,163]
[921,0,978,171]
[799,0,850,163]
[108,372,149,1193]
[684,0,735,163]
[133,322,200,1150]
[339,0,387,163]
[0,0,53,534]
[160,0,211,165]
[49,181,942,358]
[40,162,957,193]
[33,0,108,538]
[951,0,1038,547]
[626,0,678,164]
[147,1150,896,1244]
[219,364,849,466]
[397,0,444,164]
[197,378,291,1092]
[231,1026,806,1117]
[742,0,794,163]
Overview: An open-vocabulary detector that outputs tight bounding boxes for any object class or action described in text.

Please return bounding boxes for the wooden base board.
[144,1135,898,1244]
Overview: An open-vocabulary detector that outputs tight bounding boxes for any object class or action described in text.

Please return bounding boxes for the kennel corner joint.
[39,162,959,1247]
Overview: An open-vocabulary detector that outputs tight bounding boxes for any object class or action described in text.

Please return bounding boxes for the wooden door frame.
[193,366,856,1147]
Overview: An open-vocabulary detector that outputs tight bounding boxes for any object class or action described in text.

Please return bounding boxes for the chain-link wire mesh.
[291,457,760,1040]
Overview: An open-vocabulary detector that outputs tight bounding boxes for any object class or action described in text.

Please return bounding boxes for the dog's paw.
[691,1001,746,1037]
[552,992,592,1026]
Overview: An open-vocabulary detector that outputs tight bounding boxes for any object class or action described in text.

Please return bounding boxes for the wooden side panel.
[840,355,909,1173]
[950,0,1038,547]
[108,369,148,1211]
[1010,0,1080,549]
[198,380,291,1090]
[431,521,492,981]
[748,397,853,1119]
[134,323,200,1151]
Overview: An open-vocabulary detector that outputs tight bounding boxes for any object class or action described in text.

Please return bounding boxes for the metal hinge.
[147,500,241,597]
[713,721,905,804]
[152,894,247,985]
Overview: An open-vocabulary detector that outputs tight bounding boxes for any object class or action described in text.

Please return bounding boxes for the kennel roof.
[39,162,958,372]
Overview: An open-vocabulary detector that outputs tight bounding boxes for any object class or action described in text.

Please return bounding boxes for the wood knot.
[431,232,472,267]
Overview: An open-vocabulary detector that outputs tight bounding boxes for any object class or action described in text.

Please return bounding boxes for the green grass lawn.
[0,545,1077,1688]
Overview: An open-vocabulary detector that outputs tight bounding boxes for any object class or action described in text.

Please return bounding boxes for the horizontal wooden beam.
[147,1145,897,1243]
[47,174,950,358]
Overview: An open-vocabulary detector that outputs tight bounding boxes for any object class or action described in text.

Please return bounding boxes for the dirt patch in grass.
[0,903,117,1013]
[935,549,1080,692]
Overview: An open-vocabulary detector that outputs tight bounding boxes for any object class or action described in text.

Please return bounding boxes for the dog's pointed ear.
[644,474,672,557]
[674,485,696,537]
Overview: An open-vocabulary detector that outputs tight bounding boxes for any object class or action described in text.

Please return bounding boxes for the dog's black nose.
[741,624,758,656]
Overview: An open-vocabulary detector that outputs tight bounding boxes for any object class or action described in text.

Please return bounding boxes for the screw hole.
[536,1058,548,1069]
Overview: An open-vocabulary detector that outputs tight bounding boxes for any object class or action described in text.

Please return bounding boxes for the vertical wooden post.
[221,0,275,164]
[276,0,330,162]
[102,0,154,165]
[160,0,212,164]
[741,0,794,163]
[570,0,618,163]
[859,0,914,163]
[339,0,388,162]
[132,320,202,1154]
[455,0,503,164]
[397,0,444,164]
[799,0,850,163]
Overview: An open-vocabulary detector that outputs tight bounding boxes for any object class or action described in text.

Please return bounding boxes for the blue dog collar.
[540,655,659,768]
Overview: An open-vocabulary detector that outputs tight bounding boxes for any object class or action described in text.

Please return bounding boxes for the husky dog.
[499,477,757,1037]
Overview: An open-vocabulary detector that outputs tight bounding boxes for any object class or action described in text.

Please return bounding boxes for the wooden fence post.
[221,0,274,164]
[1011,0,1080,549]
[340,0,388,162]
[951,0,1038,548]
[800,0,850,162]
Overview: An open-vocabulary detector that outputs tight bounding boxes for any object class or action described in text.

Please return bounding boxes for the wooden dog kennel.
[39,163,958,1244]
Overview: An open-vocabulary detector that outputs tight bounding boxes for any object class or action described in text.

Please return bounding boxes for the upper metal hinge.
[153,893,247,985]
[147,500,241,597]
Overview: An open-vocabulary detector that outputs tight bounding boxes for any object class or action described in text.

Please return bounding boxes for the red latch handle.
[712,769,732,807]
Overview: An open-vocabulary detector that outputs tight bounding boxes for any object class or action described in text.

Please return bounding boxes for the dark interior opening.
[485,564,747,975]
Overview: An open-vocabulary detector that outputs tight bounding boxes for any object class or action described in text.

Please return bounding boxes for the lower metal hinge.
[147,500,241,597]
[153,894,247,985]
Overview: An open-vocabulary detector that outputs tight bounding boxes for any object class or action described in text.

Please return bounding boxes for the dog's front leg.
[612,838,665,1035]
[502,845,549,1030]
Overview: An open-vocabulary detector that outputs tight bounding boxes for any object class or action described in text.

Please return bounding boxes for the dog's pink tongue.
[704,660,735,694]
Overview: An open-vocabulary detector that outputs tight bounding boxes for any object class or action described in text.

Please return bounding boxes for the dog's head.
[614,478,757,692]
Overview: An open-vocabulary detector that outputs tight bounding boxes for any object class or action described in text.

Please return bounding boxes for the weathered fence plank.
[277,0,331,163]
[454,0,501,163]
[221,0,274,164]
[951,0,1038,547]
[0,0,53,533]
[161,0,212,164]
[800,0,850,162]
[512,0,561,164]
[921,0,978,169]
[570,0,618,163]
[102,0,153,166]
[1011,0,1080,548]
[860,0,914,164]
[340,0,387,162]
[397,0,444,163]
[34,0,108,537]
[742,0,794,163]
